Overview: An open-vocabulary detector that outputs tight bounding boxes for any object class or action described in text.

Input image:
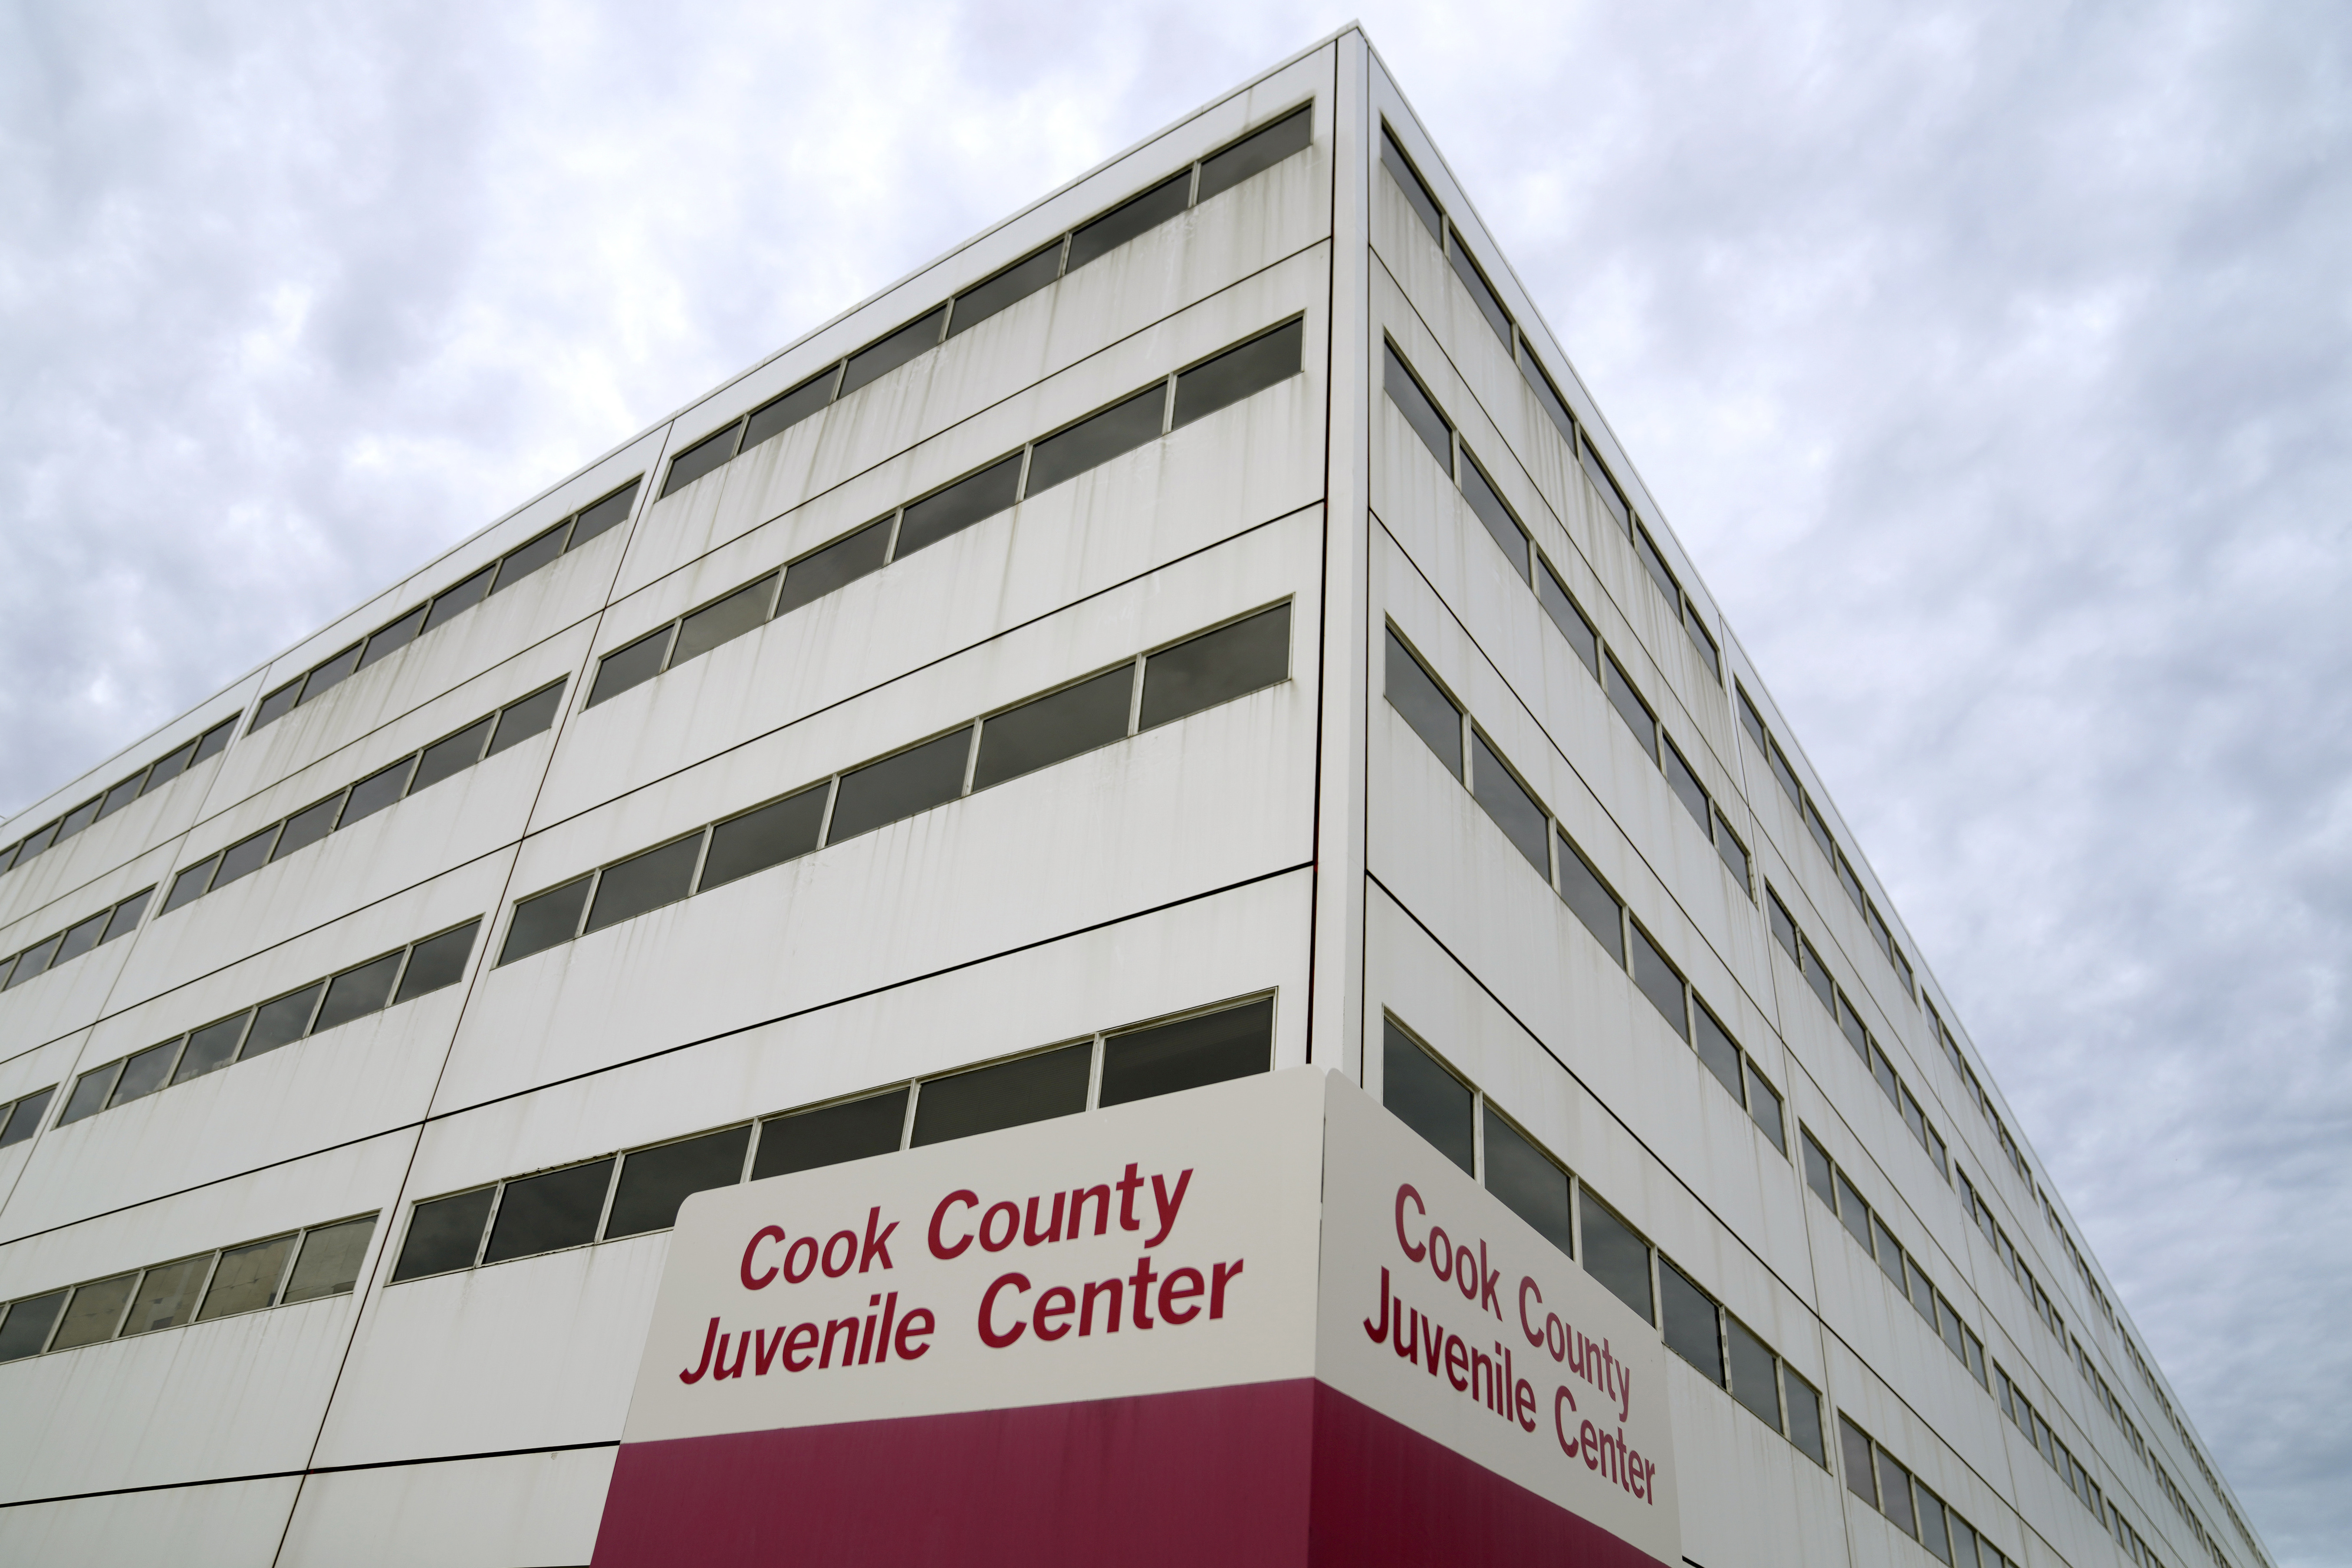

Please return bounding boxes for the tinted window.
[1629,924,1687,1039]
[55,796,102,844]
[1139,604,1289,730]
[1483,1106,1570,1253]
[5,934,61,989]
[1633,526,1680,607]
[282,1215,377,1304]
[121,1255,208,1335]
[98,773,145,821]
[336,755,415,828]
[589,626,674,707]
[1025,385,1165,496]
[1769,738,1803,803]
[492,521,572,592]
[1448,232,1512,345]
[484,1158,615,1264]
[270,792,344,862]
[1660,1259,1722,1383]
[394,920,479,1003]
[1877,1447,1918,1535]
[948,243,1063,337]
[501,876,591,963]
[108,1040,180,1107]
[1380,127,1443,240]
[1662,738,1710,831]
[1065,171,1188,270]
[1918,1490,1953,1564]
[1385,630,1461,773]
[893,454,1021,558]
[422,563,494,633]
[313,952,401,1033]
[1604,656,1655,755]
[911,1043,1091,1146]
[1173,318,1303,429]
[586,834,704,934]
[743,371,837,453]
[1383,344,1451,468]
[1382,1021,1472,1175]
[661,420,742,498]
[241,983,323,1058]
[0,1088,53,1146]
[197,1234,295,1321]
[1840,1417,1878,1505]
[1872,1217,1905,1285]
[776,519,890,616]
[1693,1003,1743,1100]
[1805,798,1837,859]
[195,717,237,762]
[1835,1172,1872,1246]
[753,1089,908,1180]
[249,681,299,732]
[53,909,110,967]
[1683,609,1721,679]
[1557,833,1624,963]
[1580,442,1631,533]
[1521,352,1576,444]
[1714,814,1750,885]
[701,786,828,891]
[1537,559,1598,676]
[359,605,426,671]
[1099,998,1272,1108]
[1785,1371,1827,1466]
[60,1063,120,1124]
[1746,1064,1786,1152]
[1470,733,1548,873]
[828,729,972,843]
[606,1126,752,1239]
[1197,104,1311,203]
[211,825,280,890]
[1579,1195,1653,1323]
[392,1188,494,1281]
[1737,688,1768,750]
[671,575,776,669]
[486,682,563,756]
[1801,941,1836,1011]
[172,1013,250,1083]
[409,717,493,794]
[567,478,640,546]
[143,738,199,792]
[1727,1317,1782,1430]
[975,667,1134,792]
[0,1291,66,1361]
[1459,449,1529,578]
[841,307,947,397]
[99,890,149,945]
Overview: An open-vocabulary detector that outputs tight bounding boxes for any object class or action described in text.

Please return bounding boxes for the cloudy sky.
[3,0,2344,1559]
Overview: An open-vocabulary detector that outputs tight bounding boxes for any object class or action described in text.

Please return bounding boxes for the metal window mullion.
[684,825,716,896]
[385,941,419,1004]
[1185,161,1201,207]
[186,1249,226,1326]
[474,1183,506,1268]
[1014,442,1034,503]
[296,979,329,1038]
[1160,373,1177,434]
[592,1152,625,1243]
[1124,656,1146,736]
[1053,233,1071,279]
[961,721,982,796]
[814,776,842,850]
[105,1267,145,1341]
[1470,1089,1486,1183]
[655,619,682,675]
[572,873,601,940]
[882,506,905,563]
[897,1079,921,1151]
[266,1229,304,1308]
[1085,1034,1106,1111]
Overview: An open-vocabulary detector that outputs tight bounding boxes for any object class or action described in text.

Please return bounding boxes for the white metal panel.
[277,1447,616,1568]
[0,1476,299,1566]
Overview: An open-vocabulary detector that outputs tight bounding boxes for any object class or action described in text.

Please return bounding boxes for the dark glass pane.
[1459,450,1528,578]
[1802,942,1836,1012]
[1382,1021,1472,1175]
[192,717,237,763]
[1786,1371,1827,1466]
[1693,1003,1743,1100]
[359,604,427,670]
[486,682,564,757]
[0,841,17,873]
[60,1063,120,1124]
[0,1088,53,1146]
[585,834,704,934]
[701,786,828,891]
[1604,656,1656,756]
[661,419,743,499]
[297,644,362,705]
[336,755,417,829]
[421,564,494,634]
[1727,1317,1783,1429]
[1805,798,1837,860]
[1470,733,1548,872]
[1634,526,1679,606]
[1835,1172,1872,1246]
[776,519,891,616]
[1381,127,1443,240]
[670,574,776,667]
[1660,1260,1723,1384]
[1746,1064,1786,1152]
[53,910,110,966]
[172,1013,250,1083]
[753,1089,908,1180]
[948,243,1063,338]
[101,891,148,945]
[210,825,280,891]
[249,680,300,733]
[1920,1491,1954,1564]
[1140,605,1289,731]
[1448,232,1513,345]
[409,717,493,795]
[7,934,63,989]
[1839,1417,1878,1504]
[1172,319,1303,429]
[974,667,1133,792]
[1066,171,1189,270]
[841,307,947,397]
[484,1157,615,1264]
[108,1040,181,1107]
[1769,739,1803,803]
[1483,1107,1570,1253]
[1737,688,1768,750]
[1878,1449,1918,1535]
[1196,105,1312,203]
[313,952,401,1032]
[121,1255,208,1335]
[1557,834,1625,963]
[270,792,345,862]
[500,876,591,964]
[161,854,220,914]
[98,773,146,821]
[491,522,572,595]
[1662,739,1711,831]
[1843,1002,1874,1062]
[392,1188,495,1281]
[1383,344,1451,467]
[605,1125,752,1239]
[283,1214,377,1303]
[1872,1217,1906,1286]
[0,1291,66,1361]
[743,372,837,452]
[55,796,102,845]
[1767,892,1797,956]
[828,729,971,843]
[1099,998,1272,1108]
[1579,1196,1653,1323]
[1025,385,1165,496]
[567,477,640,546]
[1684,609,1721,679]
[1521,353,1576,444]
[892,454,1021,558]
[241,983,323,1058]
[51,1273,138,1349]
[196,1233,296,1320]
[1580,442,1631,532]
[1630,924,1687,1039]
[1715,815,1750,884]
[394,920,479,1003]
[143,739,199,794]
[911,1042,1091,1146]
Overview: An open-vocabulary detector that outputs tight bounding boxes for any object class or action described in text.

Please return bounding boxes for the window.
[1766,888,1799,960]
[409,717,494,794]
[606,1126,753,1240]
[661,421,742,499]
[894,454,1022,559]
[486,682,563,757]
[776,520,890,617]
[1380,125,1443,241]
[339,756,416,828]
[1834,1172,1872,1247]
[743,371,838,453]
[1871,1216,1906,1286]
[753,1090,909,1181]
[484,1157,615,1264]
[59,1065,118,1126]
[1483,1105,1571,1254]
[1556,832,1625,963]
[491,520,572,593]
[108,1041,178,1108]
[1098,997,1272,1108]
[1446,224,1513,346]
[1661,736,1710,831]
[1536,558,1598,677]
[121,1256,208,1335]
[1026,385,1166,496]
[1692,1002,1743,1100]
[1745,1063,1786,1152]
[1713,809,1750,886]
[1628,923,1688,1039]
[500,876,592,964]
[1470,732,1548,873]
[249,680,300,733]
[1727,1317,1783,1430]
[97,772,144,822]
[51,909,110,966]
[1196,104,1312,204]
[951,244,1062,338]
[1382,343,1452,470]
[1840,1416,1878,1506]
[393,1188,497,1281]
[1603,654,1656,757]
[197,1233,298,1321]
[589,626,674,707]
[1785,1370,1828,1466]
[974,667,1133,792]
[1459,447,1529,579]
[911,1043,1091,1146]
[394,920,480,1004]
[270,793,343,862]
[1065,171,1189,271]
[359,605,427,671]
[1579,1194,1653,1324]
[1633,524,1680,608]
[585,835,704,934]
[312,951,403,1033]
[1172,318,1302,429]
[1683,605,1721,680]
[1768,737,1803,804]
[1139,604,1289,730]
[1877,1445,1919,1537]
[0,1088,54,1147]
[671,575,777,670]
[419,565,493,634]
[1385,629,1462,773]
[1659,1259,1723,1384]
[1382,1022,1473,1175]
[1802,1131,1836,1205]
[840,306,947,398]
[281,1215,376,1303]
[1580,438,1631,533]
[829,730,973,844]
[241,983,325,1058]
[699,785,828,891]
[211,825,279,891]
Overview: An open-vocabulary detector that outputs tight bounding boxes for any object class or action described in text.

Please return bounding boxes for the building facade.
[0,28,2272,1568]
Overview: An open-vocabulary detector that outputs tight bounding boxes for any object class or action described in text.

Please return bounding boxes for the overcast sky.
[3,0,2344,1559]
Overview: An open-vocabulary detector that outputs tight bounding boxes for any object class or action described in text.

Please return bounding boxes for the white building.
[0,27,2272,1568]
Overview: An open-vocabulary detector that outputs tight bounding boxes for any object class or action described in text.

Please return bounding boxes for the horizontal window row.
[1382,343,1750,891]
[658,105,1313,503]
[1839,1411,2024,1568]
[0,1212,377,1364]
[392,994,1274,1281]
[2068,1326,2157,1504]
[595,317,1303,709]
[166,680,565,919]
[1379,125,1719,680]
[1995,1361,2115,1532]
[1,885,151,994]
[0,717,238,878]
[1923,993,2039,1205]
[1954,1165,2063,1343]
[248,479,638,734]
[1380,1019,1827,1469]
[505,603,1289,966]
[44,919,479,1134]
[1798,1126,1988,1389]
[1738,685,1916,996]
[1385,630,1786,1154]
